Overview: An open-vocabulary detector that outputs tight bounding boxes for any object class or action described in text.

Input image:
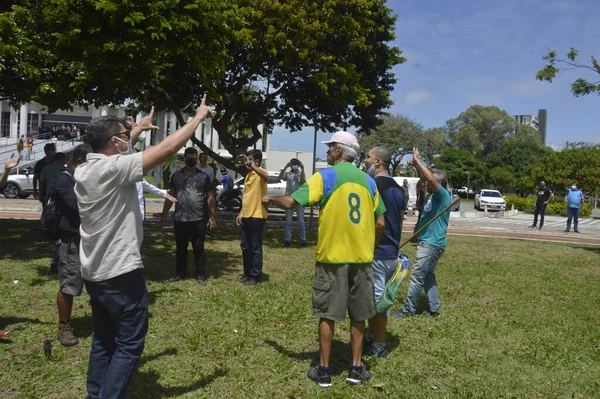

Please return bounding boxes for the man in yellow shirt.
[236,149,268,286]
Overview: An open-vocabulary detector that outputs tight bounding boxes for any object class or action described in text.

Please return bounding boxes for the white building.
[513,114,539,130]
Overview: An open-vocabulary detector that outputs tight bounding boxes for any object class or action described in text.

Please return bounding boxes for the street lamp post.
[466,171,471,200]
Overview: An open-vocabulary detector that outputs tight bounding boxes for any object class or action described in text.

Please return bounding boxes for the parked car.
[457,187,474,194]
[2,167,34,199]
[215,171,286,198]
[474,189,506,211]
[447,187,461,211]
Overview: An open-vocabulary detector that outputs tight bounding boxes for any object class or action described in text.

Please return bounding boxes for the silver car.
[3,167,34,199]
[216,171,286,197]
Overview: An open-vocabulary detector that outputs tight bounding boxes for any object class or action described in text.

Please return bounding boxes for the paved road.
[1,197,599,246]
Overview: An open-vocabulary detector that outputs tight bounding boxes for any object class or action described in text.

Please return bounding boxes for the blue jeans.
[284,205,306,242]
[84,269,148,399]
[240,218,266,278]
[566,207,580,231]
[403,244,445,315]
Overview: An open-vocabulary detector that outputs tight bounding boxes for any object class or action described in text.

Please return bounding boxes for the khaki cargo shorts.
[312,262,376,321]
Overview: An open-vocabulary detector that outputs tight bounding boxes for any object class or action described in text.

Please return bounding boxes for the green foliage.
[434,147,486,190]
[358,114,444,175]
[0,0,405,170]
[505,195,593,217]
[536,47,600,96]
[486,140,552,195]
[532,146,600,196]
[445,105,517,156]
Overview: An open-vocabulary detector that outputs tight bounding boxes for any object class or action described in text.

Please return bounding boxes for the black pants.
[533,203,547,227]
[174,220,206,278]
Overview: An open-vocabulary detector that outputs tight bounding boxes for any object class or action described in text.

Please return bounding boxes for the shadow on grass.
[0,219,58,261]
[570,245,600,255]
[129,347,228,399]
[1,316,53,330]
[265,339,352,376]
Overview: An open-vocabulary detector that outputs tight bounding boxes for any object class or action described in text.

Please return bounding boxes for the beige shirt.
[74,152,144,282]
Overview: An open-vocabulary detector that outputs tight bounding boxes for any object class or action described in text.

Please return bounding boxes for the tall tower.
[537,109,547,145]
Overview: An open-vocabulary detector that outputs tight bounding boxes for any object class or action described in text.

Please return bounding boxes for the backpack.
[41,170,72,240]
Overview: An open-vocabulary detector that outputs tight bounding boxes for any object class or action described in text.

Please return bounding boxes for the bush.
[505,195,593,217]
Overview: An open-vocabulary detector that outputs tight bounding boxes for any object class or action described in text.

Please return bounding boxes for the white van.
[393,176,420,212]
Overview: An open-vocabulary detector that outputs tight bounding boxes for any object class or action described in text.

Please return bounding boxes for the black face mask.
[185,159,197,168]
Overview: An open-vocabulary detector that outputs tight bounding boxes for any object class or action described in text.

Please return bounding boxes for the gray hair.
[432,168,448,189]
[334,143,360,162]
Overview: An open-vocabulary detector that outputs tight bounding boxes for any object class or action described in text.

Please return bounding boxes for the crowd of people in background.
[37,124,82,141]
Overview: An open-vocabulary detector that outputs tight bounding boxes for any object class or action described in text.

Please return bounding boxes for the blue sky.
[270,0,600,158]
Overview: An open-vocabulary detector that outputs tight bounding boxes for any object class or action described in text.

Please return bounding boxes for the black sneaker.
[574,230,580,233]
[528,225,536,229]
[166,275,184,283]
[363,344,388,359]
[243,277,258,286]
[300,241,308,247]
[307,365,332,388]
[239,275,250,283]
[346,364,371,385]
[283,241,291,248]
[196,275,206,285]
[538,226,543,230]
[564,229,570,233]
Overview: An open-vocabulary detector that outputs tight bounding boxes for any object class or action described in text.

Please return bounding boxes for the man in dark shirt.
[161,147,216,284]
[529,180,553,230]
[33,143,56,202]
[54,144,92,346]
[363,146,404,359]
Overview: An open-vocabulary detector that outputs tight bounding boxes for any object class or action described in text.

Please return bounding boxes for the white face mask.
[571,185,577,190]
[114,136,133,155]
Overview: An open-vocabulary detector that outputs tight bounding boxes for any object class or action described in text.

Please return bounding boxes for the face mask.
[185,159,197,168]
[291,165,299,171]
[114,136,133,155]
[571,185,577,190]
[48,151,55,158]
[366,164,376,177]
[540,183,545,188]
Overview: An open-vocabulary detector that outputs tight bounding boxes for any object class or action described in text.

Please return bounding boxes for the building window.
[27,114,39,136]
[1,112,10,138]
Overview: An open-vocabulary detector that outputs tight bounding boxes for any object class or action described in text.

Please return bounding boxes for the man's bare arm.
[142,94,213,173]
[262,195,298,210]
[411,147,440,193]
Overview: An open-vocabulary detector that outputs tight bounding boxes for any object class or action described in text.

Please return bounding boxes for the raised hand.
[4,153,20,171]
[137,107,159,131]
[195,94,215,120]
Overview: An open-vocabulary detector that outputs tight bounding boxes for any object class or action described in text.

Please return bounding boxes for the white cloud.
[405,90,434,105]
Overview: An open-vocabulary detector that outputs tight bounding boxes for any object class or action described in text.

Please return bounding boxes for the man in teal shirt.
[393,147,451,318]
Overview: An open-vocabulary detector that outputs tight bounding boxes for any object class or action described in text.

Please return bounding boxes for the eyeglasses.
[111,130,131,140]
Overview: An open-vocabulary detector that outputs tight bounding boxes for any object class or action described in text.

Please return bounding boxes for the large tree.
[433,147,486,190]
[536,48,600,96]
[0,0,404,172]
[485,139,552,195]
[357,114,445,176]
[445,105,517,157]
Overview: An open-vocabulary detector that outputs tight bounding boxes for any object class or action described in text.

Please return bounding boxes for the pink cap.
[321,131,359,149]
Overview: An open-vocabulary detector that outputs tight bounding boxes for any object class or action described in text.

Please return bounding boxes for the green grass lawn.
[0,220,599,398]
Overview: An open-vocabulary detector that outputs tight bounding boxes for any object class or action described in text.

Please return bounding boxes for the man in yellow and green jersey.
[263,131,385,387]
